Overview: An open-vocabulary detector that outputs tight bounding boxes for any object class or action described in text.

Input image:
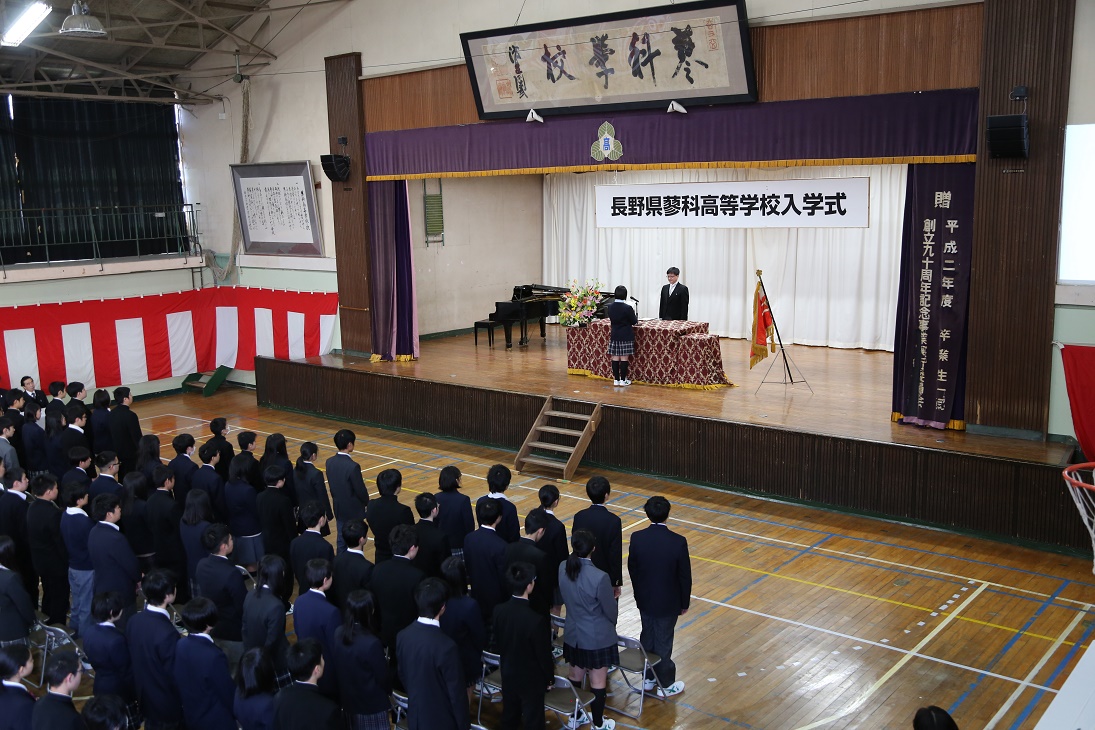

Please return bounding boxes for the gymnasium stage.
[255,326,1083,553]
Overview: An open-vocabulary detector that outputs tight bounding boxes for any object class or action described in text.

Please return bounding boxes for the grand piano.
[489,284,613,348]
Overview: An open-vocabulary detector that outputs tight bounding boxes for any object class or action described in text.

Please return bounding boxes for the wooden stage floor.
[333,326,1071,467]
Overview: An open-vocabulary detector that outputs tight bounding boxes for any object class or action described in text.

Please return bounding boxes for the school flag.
[750,281,775,369]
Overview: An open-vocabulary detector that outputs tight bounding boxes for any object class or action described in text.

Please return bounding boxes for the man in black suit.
[18,376,48,410]
[173,597,236,730]
[504,508,552,616]
[191,442,226,521]
[290,501,335,596]
[257,465,298,565]
[89,451,124,501]
[31,650,84,730]
[60,446,92,489]
[274,639,342,730]
[146,465,189,603]
[371,524,426,654]
[292,559,341,698]
[0,644,36,728]
[572,476,623,598]
[412,492,452,578]
[195,524,247,669]
[107,387,141,477]
[26,475,68,626]
[367,468,414,563]
[476,463,520,543]
[126,569,182,730]
[0,467,37,604]
[167,434,198,506]
[331,518,372,611]
[88,494,141,625]
[628,496,691,697]
[204,418,234,484]
[463,498,509,624]
[396,578,470,730]
[326,428,369,554]
[493,562,555,730]
[659,266,690,321]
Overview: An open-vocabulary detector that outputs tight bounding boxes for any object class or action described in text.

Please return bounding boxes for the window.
[1059,124,1095,284]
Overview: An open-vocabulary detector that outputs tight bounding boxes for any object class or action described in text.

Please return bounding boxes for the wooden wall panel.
[363,65,481,133]
[965,0,1075,432]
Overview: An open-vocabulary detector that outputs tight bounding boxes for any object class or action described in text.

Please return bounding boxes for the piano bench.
[474,320,499,347]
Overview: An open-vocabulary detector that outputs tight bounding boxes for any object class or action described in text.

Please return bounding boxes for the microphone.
[630,297,640,303]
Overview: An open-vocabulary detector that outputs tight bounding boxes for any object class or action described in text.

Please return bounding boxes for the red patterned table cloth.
[566,319,731,388]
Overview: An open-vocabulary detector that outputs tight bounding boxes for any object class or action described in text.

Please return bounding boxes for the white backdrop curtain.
[543,164,907,351]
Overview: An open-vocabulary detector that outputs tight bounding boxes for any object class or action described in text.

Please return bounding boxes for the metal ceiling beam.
[19,33,256,56]
[0,88,202,103]
[158,0,274,58]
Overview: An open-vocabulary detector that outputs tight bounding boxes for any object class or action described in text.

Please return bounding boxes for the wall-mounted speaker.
[985,114,1029,159]
[320,154,351,182]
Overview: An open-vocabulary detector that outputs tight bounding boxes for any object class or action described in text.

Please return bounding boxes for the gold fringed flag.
[750,282,776,369]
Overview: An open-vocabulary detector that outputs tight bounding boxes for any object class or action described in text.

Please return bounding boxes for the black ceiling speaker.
[320,154,351,182]
[985,114,1029,159]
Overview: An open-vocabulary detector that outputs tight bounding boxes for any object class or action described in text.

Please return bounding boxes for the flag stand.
[755,270,813,395]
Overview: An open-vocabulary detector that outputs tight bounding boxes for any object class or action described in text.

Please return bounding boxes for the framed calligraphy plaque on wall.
[230,161,323,256]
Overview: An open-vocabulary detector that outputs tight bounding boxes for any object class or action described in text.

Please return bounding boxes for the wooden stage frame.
[255,327,1082,553]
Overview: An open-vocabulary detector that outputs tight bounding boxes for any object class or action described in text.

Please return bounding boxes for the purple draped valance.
[365,88,978,180]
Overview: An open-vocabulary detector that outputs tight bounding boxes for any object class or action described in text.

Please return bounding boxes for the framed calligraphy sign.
[230,161,323,256]
[459,0,756,120]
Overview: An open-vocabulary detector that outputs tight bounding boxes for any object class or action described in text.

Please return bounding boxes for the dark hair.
[135,434,161,472]
[415,492,437,518]
[644,496,670,523]
[476,497,501,526]
[172,433,195,455]
[256,554,291,601]
[0,535,16,570]
[82,694,128,730]
[306,558,332,589]
[300,500,326,529]
[19,375,32,388]
[22,401,39,421]
[30,473,58,497]
[209,417,227,436]
[333,429,355,451]
[487,464,511,493]
[440,556,469,598]
[342,519,366,549]
[913,706,960,730]
[0,644,30,681]
[43,650,80,688]
[201,523,232,553]
[91,493,121,522]
[565,529,596,582]
[237,431,257,451]
[5,466,24,487]
[340,589,378,645]
[614,285,627,299]
[95,450,118,471]
[294,442,318,480]
[123,471,150,501]
[438,465,461,491]
[198,441,219,464]
[179,596,219,633]
[585,476,610,504]
[666,266,680,276]
[228,454,253,483]
[141,568,177,606]
[49,381,66,398]
[0,417,12,434]
[65,403,86,425]
[390,524,417,557]
[68,445,91,466]
[263,465,285,487]
[376,468,402,496]
[65,381,85,400]
[286,638,324,681]
[91,591,125,622]
[259,434,288,474]
[62,481,88,508]
[112,386,131,405]
[538,483,560,509]
[414,577,448,618]
[45,413,65,438]
[181,489,213,526]
[524,507,548,535]
[92,389,111,411]
[236,647,275,698]
[506,561,536,596]
[7,389,24,406]
[152,464,174,490]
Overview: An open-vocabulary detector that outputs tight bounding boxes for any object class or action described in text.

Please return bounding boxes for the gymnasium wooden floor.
[137,388,1094,730]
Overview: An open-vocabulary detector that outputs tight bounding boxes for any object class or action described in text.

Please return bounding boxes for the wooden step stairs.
[515,397,602,481]
[182,365,233,397]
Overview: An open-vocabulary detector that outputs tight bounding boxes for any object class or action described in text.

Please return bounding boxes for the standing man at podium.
[659,267,689,321]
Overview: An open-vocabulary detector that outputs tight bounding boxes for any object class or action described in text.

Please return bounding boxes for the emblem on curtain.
[590,122,623,162]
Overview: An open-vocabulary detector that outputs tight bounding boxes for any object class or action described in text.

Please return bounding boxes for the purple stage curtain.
[892,163,975,430]
[366,89,978,179]
[367,180,419,361]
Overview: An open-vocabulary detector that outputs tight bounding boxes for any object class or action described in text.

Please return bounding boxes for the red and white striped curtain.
[0,287,338,390]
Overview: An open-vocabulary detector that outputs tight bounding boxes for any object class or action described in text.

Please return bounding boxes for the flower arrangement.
[558,278,604,327]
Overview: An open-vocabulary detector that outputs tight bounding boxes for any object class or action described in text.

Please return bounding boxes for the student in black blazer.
[290,501,335,596]
[257,434,295,505]
[572,476,623,597]
[367,468,414,563]
[45,381,67,419]
[438,556,486,691]
[89,389,113,455]
[396,578,470,730]
[493,562,555,730]
[325,429,369,554]
[476,464,520,543]
[167,434,198,507]
[0,468,36,603]
[412,492,452,579]
[20,402,47,475]
[31,650,84,730]
[627,496,691,695]
[61,446,93,490]
[0,644,36,730]
[536,484,569,614]
[330,519,373,612]
[435,465,474,555]
[4,393,26,468]
[81,592,136,705]
[125,569,182,730]
[292,442,332,536]
[0,537,36,644]
[291,559,341,698]
[369,525,427,653]
[179,490,212,597]
[192,443,227,522]
[147,466,190,603]
[274,639,342,730]
[241,556,292,682]
[195,524,247,663]
[256,465,298,565]
[89,452,124,502]
[26,474,69,625]
[659,266,689,320]
[174,597,237,730]
[204,418,235,484]
[60,405,91,464]
[235,432,266,493]
[504,509,553,616]
[233,647,277,730]
[463,498,509,624]
[87,495,141,624]
[107,388,141,477]
[333,590,391,728]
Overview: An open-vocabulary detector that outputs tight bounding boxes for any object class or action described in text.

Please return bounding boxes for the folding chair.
[31,623,93,696]
[610,635,663,719]
[476,650,503,724]
[550,613,566,660]
[391,688,410,729]
[545,674,595,729]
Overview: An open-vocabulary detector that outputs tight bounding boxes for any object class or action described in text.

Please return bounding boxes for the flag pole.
[755,269,812,393]
[756,269,793,383]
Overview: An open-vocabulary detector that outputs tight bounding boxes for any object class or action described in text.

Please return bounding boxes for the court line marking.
[793,582,990,730]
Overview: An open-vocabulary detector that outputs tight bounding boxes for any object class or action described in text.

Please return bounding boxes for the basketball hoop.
[1063,462,1095,574]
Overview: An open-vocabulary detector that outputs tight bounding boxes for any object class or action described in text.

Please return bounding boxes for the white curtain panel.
[543,164,908,351]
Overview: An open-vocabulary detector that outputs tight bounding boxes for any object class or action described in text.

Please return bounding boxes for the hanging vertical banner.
[892,164,975,429]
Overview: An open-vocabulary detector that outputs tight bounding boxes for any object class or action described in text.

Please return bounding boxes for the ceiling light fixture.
[59,1,106,38]
[1,1,51,47]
